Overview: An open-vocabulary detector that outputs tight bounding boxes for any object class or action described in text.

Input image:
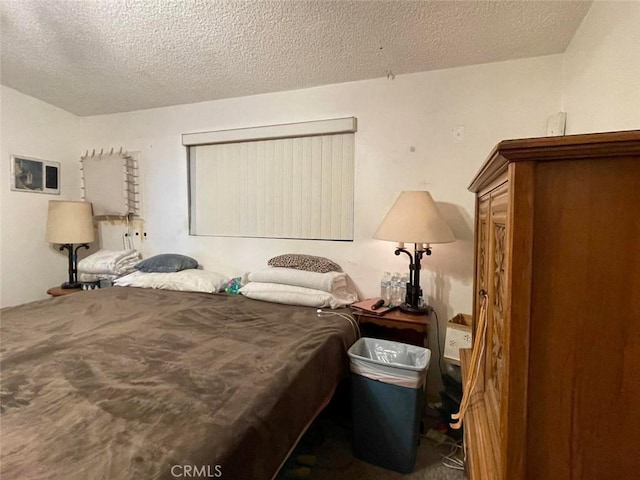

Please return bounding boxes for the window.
[184,117,356,241]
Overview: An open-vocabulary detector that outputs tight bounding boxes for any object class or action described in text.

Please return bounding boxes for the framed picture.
[10,155,60,194]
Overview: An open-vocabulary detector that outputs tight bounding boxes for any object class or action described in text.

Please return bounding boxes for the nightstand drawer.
[352,310,429,347]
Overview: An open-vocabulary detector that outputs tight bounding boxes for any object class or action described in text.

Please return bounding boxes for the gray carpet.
[277,414,466,480]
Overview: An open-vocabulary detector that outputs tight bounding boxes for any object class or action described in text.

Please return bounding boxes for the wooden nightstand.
[353,308,429,347]
[47,286,82,297]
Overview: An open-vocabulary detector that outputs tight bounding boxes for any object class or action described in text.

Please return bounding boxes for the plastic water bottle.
[399,273,409,305]
[380,272,392,305]
[390,272,401,306]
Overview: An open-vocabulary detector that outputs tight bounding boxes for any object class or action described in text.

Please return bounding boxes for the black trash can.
[348,337,431,473]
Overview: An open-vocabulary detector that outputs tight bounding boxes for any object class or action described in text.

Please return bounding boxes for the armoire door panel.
[486,184,509,412]
[475,195,490,328]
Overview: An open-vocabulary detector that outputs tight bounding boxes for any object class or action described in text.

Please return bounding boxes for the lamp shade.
[374,191,455,244]
[46,200,95,244]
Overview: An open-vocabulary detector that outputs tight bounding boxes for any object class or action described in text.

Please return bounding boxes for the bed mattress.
[0,287,357,479]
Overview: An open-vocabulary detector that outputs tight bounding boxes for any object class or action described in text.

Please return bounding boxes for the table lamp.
[374,191,455,313]
[46,200,95,289]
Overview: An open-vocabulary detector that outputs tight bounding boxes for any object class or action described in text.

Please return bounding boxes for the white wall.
[80,55,563,396]
[81,55,562,303]
[562,1,640,133]
[0,86,82,306]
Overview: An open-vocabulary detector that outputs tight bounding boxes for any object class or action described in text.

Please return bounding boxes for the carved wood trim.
[468,130,640,192]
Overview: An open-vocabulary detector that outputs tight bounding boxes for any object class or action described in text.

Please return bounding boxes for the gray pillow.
[135,254,198,273]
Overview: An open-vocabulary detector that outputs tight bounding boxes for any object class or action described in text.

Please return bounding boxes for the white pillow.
[114,269,229,293]
[239,282,353,309]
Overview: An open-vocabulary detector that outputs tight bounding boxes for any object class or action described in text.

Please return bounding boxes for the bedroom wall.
[561,1,640,133]
[80,55,562,305]
[79,55,563,396]
[0,86,82,307]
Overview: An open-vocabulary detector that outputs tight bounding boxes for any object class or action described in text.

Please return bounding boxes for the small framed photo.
[10,155,60,194]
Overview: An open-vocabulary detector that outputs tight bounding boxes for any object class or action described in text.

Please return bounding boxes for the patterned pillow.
[267,254,342,273]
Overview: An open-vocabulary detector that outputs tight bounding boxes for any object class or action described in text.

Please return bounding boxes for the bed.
[0,287,357,479]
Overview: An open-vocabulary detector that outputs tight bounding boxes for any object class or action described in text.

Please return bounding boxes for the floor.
[277,390,466,480]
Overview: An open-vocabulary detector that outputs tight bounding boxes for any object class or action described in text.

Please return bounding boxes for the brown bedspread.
[0,287,357,479]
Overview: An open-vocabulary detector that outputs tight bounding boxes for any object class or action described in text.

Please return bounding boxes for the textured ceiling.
[0,0,592,116]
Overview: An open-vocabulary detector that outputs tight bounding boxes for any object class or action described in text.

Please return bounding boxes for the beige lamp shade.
[374,191,455,244]
[46,200,95,244]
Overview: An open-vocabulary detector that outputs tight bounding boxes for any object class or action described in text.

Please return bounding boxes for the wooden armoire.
[461,130,640,480]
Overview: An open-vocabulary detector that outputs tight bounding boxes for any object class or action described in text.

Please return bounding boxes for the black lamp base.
[399,303,433,315]
[58,243,90,291]
[394,243,435,316]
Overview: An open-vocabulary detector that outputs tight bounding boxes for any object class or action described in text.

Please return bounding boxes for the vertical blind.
[185,118,356,241]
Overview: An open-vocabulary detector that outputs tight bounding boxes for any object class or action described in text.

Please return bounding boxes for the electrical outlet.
[546,112,567,136]
[452,125,464,143]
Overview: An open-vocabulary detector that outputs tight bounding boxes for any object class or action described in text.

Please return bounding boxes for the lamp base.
[399,303,433,315]
[61,282,81,289]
